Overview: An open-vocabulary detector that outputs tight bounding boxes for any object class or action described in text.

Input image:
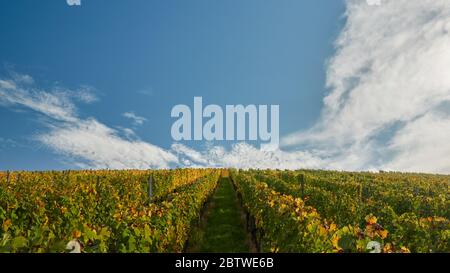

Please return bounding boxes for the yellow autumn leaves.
[364,215,389,240]
[2,219,12,233]
[0,169,221,253]
[231,169,429,253]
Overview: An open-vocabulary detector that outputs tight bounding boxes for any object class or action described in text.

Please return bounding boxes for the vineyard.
[231,169,449,253]
[0,168,448,253]
[0,169,220,252]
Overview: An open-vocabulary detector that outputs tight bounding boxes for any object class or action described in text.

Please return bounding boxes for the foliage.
[0,169,220,252]
[230,169,449,253]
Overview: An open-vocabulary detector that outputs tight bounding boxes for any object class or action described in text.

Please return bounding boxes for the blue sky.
[0,0,344,170]
[1,0,450,173]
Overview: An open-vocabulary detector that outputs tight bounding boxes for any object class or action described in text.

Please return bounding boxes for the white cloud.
[0,74,315,170]
[170,142,323,170]
[137,88,153,96]
[0,74,178,169]
[38,119,177,169]
[75,86,98,103]
[0,79,78,122]
[0,80,16,90]
[385,111,450,173]
[52,85,98,104]
[171,143,210,166]
[11,72,34,85]
[366,0,381,6]
[0,137,21,150]
[282,0,450,173]
[122,111,147,126]
[116,126,138,140]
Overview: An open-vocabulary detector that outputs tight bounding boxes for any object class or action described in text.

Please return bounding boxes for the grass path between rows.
[186,176,252,253]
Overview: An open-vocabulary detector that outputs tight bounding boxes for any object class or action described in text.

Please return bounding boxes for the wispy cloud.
[116,126,138,140]
[0,74,178,169]
[122,111,147,126]
[0,137,22,150]
[37,119,177,169]
[282,0,450,173]
[0,79,78,122]
[171,142,323,170]
[75,86,98,103]
[0,72,315,170]
[137,88,153,96]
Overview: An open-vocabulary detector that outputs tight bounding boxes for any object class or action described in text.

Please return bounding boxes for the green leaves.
[231,169,450,253]
[11,236,27,249]
[0,169,220,253]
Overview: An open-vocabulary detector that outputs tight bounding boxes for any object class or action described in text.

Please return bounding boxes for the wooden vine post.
[358,175,363,204]
[299,173,305,199]
[96,176,100,191]
[148,175,154,201]
[356,175,363,225]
